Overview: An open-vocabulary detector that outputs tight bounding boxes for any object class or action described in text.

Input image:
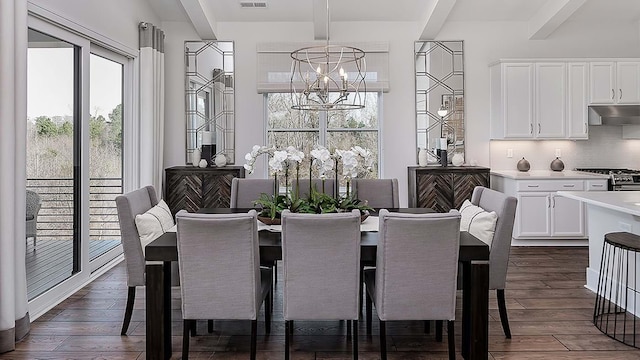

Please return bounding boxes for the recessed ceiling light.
[240,1,268,8]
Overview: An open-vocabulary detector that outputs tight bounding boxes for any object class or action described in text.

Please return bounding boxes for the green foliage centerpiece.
[243,144,373,223]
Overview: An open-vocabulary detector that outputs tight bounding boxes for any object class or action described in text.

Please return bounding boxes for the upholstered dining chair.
[230,178,276,208]
[364,210,461,360]
[291,178,337,199]
[281,209,361,360]
[468,186,518,338]
[26,190,42,249]
[115,185,179,335]
[175,210,272,360]
[351,178,399,208]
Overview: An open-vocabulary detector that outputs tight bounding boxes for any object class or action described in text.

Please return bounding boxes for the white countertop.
[491,170,610,180]
[557,191,640,217]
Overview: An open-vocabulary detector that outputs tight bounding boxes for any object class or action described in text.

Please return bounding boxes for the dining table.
[144,208,490,360]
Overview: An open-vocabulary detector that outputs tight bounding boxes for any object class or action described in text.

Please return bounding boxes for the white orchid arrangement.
[310,145,334,179]
[244,145,275,174]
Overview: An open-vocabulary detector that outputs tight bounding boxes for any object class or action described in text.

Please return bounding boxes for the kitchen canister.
[517,157,530,172]
[550,157,565,172]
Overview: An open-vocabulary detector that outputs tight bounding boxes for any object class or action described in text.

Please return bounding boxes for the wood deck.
[26,238,121,300]
[6,246,640,359]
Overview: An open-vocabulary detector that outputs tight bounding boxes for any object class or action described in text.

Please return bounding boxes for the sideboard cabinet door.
[165,166,245,215]
[408,166,490,212]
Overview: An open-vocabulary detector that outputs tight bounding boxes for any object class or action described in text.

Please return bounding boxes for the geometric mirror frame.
[415,40,464,164]
[185,41,235,164]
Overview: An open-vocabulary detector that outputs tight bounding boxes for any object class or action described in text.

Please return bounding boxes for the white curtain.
[139,22,165,195]
[0,0,30,353]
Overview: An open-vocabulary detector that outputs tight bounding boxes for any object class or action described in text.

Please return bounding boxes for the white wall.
[28,0,159,52]
[161,18,640,205]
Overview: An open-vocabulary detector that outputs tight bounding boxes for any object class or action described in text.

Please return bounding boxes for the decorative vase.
[451,153,464,166]
[517,157,530,172]
[214,154,227,167]
[198,159,208,168]
[550,157,564,172]
[191,148,201,166]
[418,148,428,166]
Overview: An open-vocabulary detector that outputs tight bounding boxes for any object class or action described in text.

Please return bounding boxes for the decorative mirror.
[415,41,464,164]
[185,41,235,164]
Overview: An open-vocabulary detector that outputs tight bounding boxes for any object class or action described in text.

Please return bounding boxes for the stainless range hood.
[588,105,640,125]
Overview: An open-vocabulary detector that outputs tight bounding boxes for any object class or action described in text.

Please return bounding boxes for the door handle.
[527,185,539,188]
[612,89,615,100]
[546,196,550,208]
[530,123,533,134]
[563,184,575,188]
[551,195,555,208]
[538,123,541,134]
[620,88,622,100]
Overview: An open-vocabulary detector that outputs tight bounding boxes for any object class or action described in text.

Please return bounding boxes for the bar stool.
[594,232,640,348]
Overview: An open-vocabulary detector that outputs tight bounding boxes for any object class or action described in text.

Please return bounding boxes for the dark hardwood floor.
[4,246,640,359]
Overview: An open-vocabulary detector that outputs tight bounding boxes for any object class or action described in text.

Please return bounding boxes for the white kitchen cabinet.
[551,193,585,237]
[567,62,589,139]
[490,62,534,139]
[491,61,583,140]
[590,61,640,104]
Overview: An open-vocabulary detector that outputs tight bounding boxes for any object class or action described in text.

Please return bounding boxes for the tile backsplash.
[490,126,640,171]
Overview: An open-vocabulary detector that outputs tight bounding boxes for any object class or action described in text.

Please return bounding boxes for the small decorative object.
[517,157,530,172]
[214,154,227,167]
[418,148,428,166]
[451,153,464,167]
[550,157,564,172]
[191,148,201,166]
[198,159,208,168]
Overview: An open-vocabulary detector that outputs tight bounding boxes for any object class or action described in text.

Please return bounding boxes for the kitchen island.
[557,191,640,295]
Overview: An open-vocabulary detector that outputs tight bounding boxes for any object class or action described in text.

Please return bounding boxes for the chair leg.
[353,319,358,360]
[190,320,197,337]
[182,319,191,360]
[274,260,278,284]
[436,320,443,342]
[365,291,372,335]
[359,265,364,317]
[447,320,456,360]
[208,320,214,333]
[347,320,352,341]
[379,320,387,360]
[289,320,294,334]
[497,289,512,339]
[120,287,135,335]
[285,320,291,360]
[424,320,431,334]
[250,319,257,360]
[265,290,272,334]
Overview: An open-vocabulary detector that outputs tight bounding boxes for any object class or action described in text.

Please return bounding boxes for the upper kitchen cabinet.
[490,61,587,140]
[590,61,640,104]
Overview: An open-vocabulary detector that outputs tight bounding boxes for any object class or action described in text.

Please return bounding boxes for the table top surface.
[146,208,489,263]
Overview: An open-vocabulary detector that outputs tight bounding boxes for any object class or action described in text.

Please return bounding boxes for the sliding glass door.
[26,16,133,314]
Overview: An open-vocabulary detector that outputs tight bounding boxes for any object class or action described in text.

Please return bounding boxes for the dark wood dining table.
[144,208,490,360]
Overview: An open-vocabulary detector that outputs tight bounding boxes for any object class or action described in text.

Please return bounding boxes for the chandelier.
[290,0,366,111]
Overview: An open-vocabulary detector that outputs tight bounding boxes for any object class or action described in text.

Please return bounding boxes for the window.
[266,92,380,180]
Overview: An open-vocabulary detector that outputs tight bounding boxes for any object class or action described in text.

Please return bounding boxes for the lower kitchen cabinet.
[408,166,490,212]
[164,166,245,215]
[491,172,608,242]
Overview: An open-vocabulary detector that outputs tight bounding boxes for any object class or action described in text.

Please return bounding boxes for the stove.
[575,168,640,191]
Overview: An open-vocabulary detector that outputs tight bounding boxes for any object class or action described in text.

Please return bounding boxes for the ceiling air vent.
[240,1,267,8]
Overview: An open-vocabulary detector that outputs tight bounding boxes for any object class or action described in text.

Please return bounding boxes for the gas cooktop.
[575,168,640,190]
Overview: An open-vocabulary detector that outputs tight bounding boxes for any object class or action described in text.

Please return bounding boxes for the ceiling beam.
[419,0,457,40]
[179,0,217,39]
[313,0,328,40]
[528,0,586,40]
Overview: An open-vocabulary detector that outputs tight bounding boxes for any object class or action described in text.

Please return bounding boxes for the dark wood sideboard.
[164,166,245,215]
[408,166,490,212]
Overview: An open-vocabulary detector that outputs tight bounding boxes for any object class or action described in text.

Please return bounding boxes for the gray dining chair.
[281,209,361,360]
[175,210,272,360]
[291,178,336,199]
[230,178,276,208]
[26,190,42,249]
[364,210,461,360]
[115,185,179,335]
[351,178,399,208]
[469,186,518,338]
[350,178,399,314]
